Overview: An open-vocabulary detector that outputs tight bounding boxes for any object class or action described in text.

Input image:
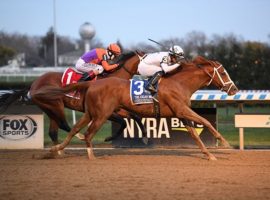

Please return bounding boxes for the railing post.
[239,127,244,150]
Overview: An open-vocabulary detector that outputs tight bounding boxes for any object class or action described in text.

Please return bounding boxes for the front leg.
[50,113,91,153]
[183,107,231,148]
[182,119,217,161]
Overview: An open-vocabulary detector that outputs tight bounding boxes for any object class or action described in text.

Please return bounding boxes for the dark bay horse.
[0,52,146,146]
[38,56,238,160]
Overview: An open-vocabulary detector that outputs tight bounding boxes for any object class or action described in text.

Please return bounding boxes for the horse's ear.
[117,40,124,52]
[135,50,145,57]
[193,56,209,65]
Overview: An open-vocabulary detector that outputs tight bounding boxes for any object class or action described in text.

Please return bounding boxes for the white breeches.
[75,58,104,74]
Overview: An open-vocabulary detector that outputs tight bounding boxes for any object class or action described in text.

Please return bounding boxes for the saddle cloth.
[61,67,97,99]
[130,79,154,104]
[61,67,83,87]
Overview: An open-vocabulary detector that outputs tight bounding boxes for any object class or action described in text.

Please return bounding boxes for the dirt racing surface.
[0,148,269,200]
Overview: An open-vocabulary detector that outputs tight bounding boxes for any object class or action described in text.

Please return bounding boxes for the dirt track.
[0,148,269,200]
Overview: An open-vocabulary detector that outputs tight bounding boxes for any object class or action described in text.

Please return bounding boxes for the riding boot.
[145,71,165,93]
[78,71,95,82]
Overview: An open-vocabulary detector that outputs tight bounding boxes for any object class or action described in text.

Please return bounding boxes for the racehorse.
[37,56,238,160]
[0,52,147,146]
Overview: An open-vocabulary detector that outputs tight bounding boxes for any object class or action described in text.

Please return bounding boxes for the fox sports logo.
[0,115,38,140]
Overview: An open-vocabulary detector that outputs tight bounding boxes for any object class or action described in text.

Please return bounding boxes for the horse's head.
[116,51,140,76]
[100,51,139,79]
[194,56,238,95]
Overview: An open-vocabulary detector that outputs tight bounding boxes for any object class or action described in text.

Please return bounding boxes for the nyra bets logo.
[123,118,204,139]
[0,115,38,140]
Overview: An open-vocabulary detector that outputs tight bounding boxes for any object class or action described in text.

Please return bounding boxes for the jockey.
[138,45,185,101]
[75,43,122,82]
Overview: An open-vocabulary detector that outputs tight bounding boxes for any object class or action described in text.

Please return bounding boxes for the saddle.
[61,68,97,99]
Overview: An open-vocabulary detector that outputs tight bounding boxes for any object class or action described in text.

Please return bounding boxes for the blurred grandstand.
[0,53,67,82]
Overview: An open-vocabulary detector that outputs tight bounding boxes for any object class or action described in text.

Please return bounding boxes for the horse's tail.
[0,87,30,113]
[33,82,90,100]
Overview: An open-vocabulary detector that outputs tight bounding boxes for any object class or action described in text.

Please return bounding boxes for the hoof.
[142,137,148,145]
[75,133,85,141]
[220,140,232,149]
[104,136,113,142]
[208,154,217,161]
[57,150,65,156]
[87,148,96,160]
[50,144,61,152]
[88,155,96,160]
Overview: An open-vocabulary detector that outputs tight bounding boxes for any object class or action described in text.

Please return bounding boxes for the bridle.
[198,63,235,93]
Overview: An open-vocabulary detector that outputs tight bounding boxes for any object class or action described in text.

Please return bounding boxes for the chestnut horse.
[0,52,146,145]
[38,56,238,160]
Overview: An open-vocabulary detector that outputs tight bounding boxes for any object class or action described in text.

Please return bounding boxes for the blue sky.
[0,0,269,46]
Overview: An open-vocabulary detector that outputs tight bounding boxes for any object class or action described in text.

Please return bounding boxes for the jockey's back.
[142,52,168,66]
[81,48,106,65]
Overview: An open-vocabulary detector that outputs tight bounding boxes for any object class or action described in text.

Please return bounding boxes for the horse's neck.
[173,67,210,96]
[109,56,139,79]
[108,68,134,79]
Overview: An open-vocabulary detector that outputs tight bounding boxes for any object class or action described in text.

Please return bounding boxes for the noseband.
[197,63,235,93]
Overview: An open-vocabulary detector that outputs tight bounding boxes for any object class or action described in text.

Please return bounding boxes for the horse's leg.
[182,119,217,160]
[50,113,91,152]
[48,118,60,145]
[84,116,109,160]
[180,106,230,148]
[32,96,71,132]
[106,110,148,144]
[104,112,127,142]
[167,100,217,160]
[129,112,148,145]
[47,102,71,132]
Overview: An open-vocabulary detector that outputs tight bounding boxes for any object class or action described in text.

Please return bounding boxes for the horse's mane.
[182,56,212,70]
[98,51,136,78]
[163,56,212,78]
[117,51,136,65]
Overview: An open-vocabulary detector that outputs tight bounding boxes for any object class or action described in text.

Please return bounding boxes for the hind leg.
[129,112,148,145]
[50,113,91,152]
[105,112,127,142]
[48,119,60,145]
[33,96,71,132]
[46,103,71,132]
[84,116,109,160]
[106,110,148,145]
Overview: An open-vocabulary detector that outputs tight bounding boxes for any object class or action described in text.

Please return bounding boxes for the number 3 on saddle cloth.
[61,67,97,99]
[130,79,155,104]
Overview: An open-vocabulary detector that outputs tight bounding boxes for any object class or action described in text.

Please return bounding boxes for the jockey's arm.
[160,62,180,73]
[101,60,119,71]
